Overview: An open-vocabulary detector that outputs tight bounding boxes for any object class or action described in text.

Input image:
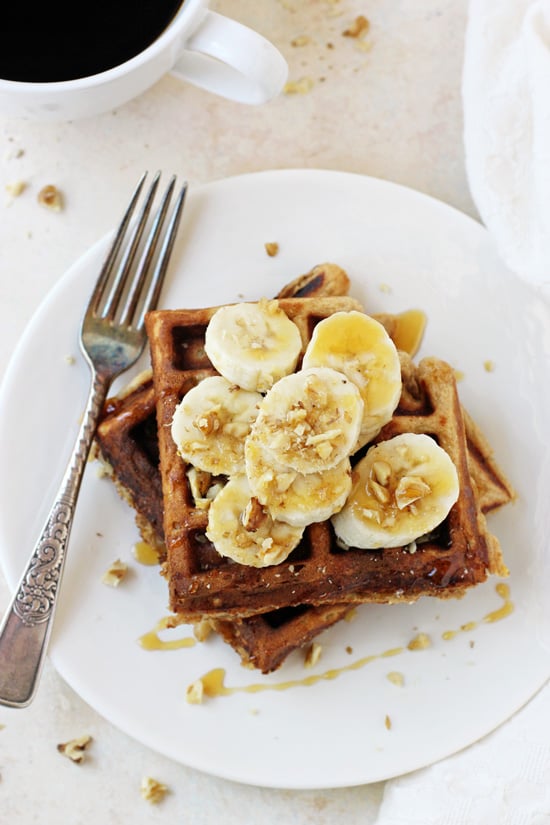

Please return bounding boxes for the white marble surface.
[0,1,482,822]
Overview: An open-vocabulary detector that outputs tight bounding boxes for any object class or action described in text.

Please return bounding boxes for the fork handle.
[0,370,110,708]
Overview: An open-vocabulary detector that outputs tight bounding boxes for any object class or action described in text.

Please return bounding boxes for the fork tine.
[88,171,148,317]
[119,174,178,327]
[100,170,162,321]
[134,180,188,330]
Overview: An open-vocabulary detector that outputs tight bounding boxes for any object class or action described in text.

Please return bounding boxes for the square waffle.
[94,355,512,671]
[145,299,509,621]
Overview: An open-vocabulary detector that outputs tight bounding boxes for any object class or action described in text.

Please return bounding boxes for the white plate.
[0,169,549,789]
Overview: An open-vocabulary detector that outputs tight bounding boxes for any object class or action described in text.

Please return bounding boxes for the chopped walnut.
[158,613,188,630]
[372,460,391,487]
[194,409,221,435]
[241,497,269,532]
[5,180,27,197]
[407,632,431,651]
[38,184,64,211]
[264,242,279,257]
[186,678,205,705]
[304,642,322,668]
[395,476,431,510]
[369,479,391,505]
[291,35,311,47]
[101,558,128,587]
[284,77,315,95]
[343,15,370,38]
[140,776,169,804]
[387,671,405,687]
[57,734,93,763]
[193,619,213,642]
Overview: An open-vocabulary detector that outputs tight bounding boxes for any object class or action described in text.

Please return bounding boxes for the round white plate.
[0,170,549,789]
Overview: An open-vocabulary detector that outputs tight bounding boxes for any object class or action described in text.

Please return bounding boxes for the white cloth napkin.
[375,684,550,824]
[463,0,550,293]
[374,3,550,821]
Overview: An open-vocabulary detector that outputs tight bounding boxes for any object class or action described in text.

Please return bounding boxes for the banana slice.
[245,433,352,527]
[206,474,304,567]
[332,433,459,549]
[204,299,302,392]
[302,311,402,448]
[171,375,262,475]
[250,366,364,474]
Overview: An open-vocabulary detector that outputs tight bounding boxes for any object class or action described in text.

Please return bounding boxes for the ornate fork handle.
[0,371,109,708]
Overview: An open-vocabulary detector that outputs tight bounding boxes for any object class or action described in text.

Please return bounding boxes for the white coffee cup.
[0,0,288,121]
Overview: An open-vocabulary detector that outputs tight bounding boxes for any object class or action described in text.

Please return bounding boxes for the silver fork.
[0,171,187,709]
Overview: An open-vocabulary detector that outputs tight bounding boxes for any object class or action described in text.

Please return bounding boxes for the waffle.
[94,374,350,672]
[94,353,512,669]
[94,362,352,674]
[145,298,509,622]
[93,372,164,555]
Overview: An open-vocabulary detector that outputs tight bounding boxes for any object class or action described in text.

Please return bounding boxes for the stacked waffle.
[94,265,514,672]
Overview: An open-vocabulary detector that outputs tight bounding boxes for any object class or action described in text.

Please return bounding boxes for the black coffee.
[1,2,183,82]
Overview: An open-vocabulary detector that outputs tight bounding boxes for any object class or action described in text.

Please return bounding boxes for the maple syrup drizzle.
[138,617,196,652]
[133,541,161,566]
[441,583,513,640]
[188,583,514,700]
[391,309,427,356]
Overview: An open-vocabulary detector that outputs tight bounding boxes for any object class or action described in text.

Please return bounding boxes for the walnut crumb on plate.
[5,180,27,197]
[38,184,64,211]
[186,678,205,704]
[407,632,431,651]
[284,77,314,95]
[387,671,405,686]
[57,734,93,763]
[140,776,169,804]
[343,15,370,38]
[304,642,322,668]
[101,558,128,587]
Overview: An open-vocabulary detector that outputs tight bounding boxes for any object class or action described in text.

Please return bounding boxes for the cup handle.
[170,10,288,104]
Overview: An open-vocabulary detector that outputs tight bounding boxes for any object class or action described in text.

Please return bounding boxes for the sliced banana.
[332,433,460,549]
[250,366,364,474]
[206,474,304,567]
[171,375,262,475]
[245,433,352,527]
[302,311,402,448]
[204,299,302,392]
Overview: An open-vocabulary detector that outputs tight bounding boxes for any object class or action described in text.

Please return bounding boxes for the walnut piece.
[407,632,432,651]
[6,180,27,197]
[304,642,322,668]
[284,77,314,95]
[38,184,64,211]
[386,671,405,687]
[395,476,431,510]
[264,242,279,257]
[343,15,370,38]
[101,558,128,587]
[241,497,269,533]
[193,618,214,642]
[186,678,205,705]
[57,734,93,763]
[140,776,169,804]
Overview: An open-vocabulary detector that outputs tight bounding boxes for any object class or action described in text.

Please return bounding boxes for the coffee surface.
[1,2,183,82]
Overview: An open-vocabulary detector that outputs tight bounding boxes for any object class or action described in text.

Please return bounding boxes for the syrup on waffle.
[145,298,509,621]
[94,361,513,670]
